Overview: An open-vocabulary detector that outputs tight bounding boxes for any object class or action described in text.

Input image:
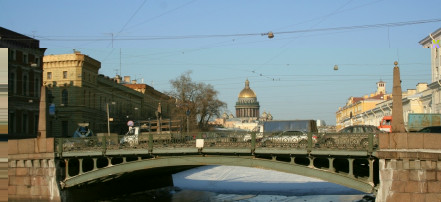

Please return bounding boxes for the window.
[47,90,53,103]
[47,72,52,80]
[23,54,28,64]
[63,71,67,79]
[34,78,40,97]
[22,113,28,135]
[62,89,68,105]
[9,72,15,95]
[62,121,68,137]
[34,114,39,135]
[9,49,16,60]
[23,75,28,96]
[35,57,40,66]
[9,112,16,133]
[436,67,439,81]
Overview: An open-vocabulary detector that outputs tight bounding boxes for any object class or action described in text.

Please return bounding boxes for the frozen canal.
[170,165,372,201]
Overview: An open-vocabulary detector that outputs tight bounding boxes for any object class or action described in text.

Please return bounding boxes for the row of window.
[9,72,41,97]
[9,49,41,66]
[47,71,68,80]
[46,71,95,81]
[9,112,39,136]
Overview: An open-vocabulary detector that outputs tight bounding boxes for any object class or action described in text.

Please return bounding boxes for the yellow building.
[336,81,391,131]
[43,51,173,137]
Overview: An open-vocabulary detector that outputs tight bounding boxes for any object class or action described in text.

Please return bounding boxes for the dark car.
[338,125,381,133]
[418,126,441,133]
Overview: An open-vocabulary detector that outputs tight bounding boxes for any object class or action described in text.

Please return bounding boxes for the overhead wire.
[31,18,441,41]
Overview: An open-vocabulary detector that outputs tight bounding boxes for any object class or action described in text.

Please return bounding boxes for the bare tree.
[168,71,226,131]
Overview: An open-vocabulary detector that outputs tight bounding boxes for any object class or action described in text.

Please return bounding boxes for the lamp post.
[107,103,110,136]
[107,102,116,136]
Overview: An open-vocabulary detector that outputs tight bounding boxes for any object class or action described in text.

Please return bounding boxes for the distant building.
[1,27,46,139]
[341,28,441,130]
[336,80,392,130]
[358,83,429,128]
[122,76,175,120]
[235,79,260,121]
[211,79,273,131]
[42,52,173,137]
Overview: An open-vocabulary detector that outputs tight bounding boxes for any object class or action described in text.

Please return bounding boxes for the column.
[348,158,354,178]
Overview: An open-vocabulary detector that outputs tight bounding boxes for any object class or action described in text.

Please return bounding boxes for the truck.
[119,126,173,147]
[119,119,182,146]
[378,116,392,132]
[407,113,441,132]
[262,120,318,133]
[378,114,441,132]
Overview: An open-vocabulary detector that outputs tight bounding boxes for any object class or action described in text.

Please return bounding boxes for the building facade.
[123,78,175,120]
[420,28,441,114]
[42,52,173,137]
[1,27,46,139]
[337,28,441,131]
[336,80,392,131]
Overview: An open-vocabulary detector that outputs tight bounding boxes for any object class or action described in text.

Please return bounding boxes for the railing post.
[368,158,375,185]
[107,157,112,167]
[92,158,98,171]
[348,158,355,178]
[64,159,70,179]
[328,157,335,172]
[307,132,312,152]
[290,156,295,165]
[78,158,83,175]
[368,133,373,153]
[148,133,153,153]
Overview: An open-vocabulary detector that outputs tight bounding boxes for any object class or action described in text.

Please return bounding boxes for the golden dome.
[238,79,257,98]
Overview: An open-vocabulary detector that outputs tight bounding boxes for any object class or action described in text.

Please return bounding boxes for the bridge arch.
[62,155,375,193]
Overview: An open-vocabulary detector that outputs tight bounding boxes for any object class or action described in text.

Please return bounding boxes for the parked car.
[261,131,318,147]
[317,125,380,149]
[417,126,441,133]
[339,125,381,133]
[243,133,264,142]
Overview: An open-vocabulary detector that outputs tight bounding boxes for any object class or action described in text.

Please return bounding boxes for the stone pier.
[376,133,441,202]
[8,138,61,201]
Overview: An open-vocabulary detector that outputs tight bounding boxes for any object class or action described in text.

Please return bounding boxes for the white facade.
[420,28,441,114]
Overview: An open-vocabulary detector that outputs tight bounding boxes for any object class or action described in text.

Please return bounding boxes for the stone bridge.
[7,132,441,201]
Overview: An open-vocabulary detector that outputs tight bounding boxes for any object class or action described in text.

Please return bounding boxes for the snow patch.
[173,165,363,196]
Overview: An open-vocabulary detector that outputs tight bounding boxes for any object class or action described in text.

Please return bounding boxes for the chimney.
[124,76,131,83]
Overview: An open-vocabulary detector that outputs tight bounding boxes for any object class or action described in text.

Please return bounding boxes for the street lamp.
[107,102,116,136]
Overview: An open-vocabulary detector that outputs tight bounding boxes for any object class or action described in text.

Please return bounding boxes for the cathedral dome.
[238,79,257,98]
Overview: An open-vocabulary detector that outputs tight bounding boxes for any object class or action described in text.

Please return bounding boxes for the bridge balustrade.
[54,132,378,156]
[54,131,379,193]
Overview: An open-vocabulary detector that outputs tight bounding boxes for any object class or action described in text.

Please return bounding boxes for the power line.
[30,18,441,41]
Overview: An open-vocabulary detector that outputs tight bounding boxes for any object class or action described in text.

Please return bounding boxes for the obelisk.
[37,86,47,138]
[391,61,406,133]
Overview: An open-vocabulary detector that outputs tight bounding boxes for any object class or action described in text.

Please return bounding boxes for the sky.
[2,0,440,125]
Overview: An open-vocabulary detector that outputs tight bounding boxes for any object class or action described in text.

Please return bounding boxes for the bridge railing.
[54,132,379,156]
